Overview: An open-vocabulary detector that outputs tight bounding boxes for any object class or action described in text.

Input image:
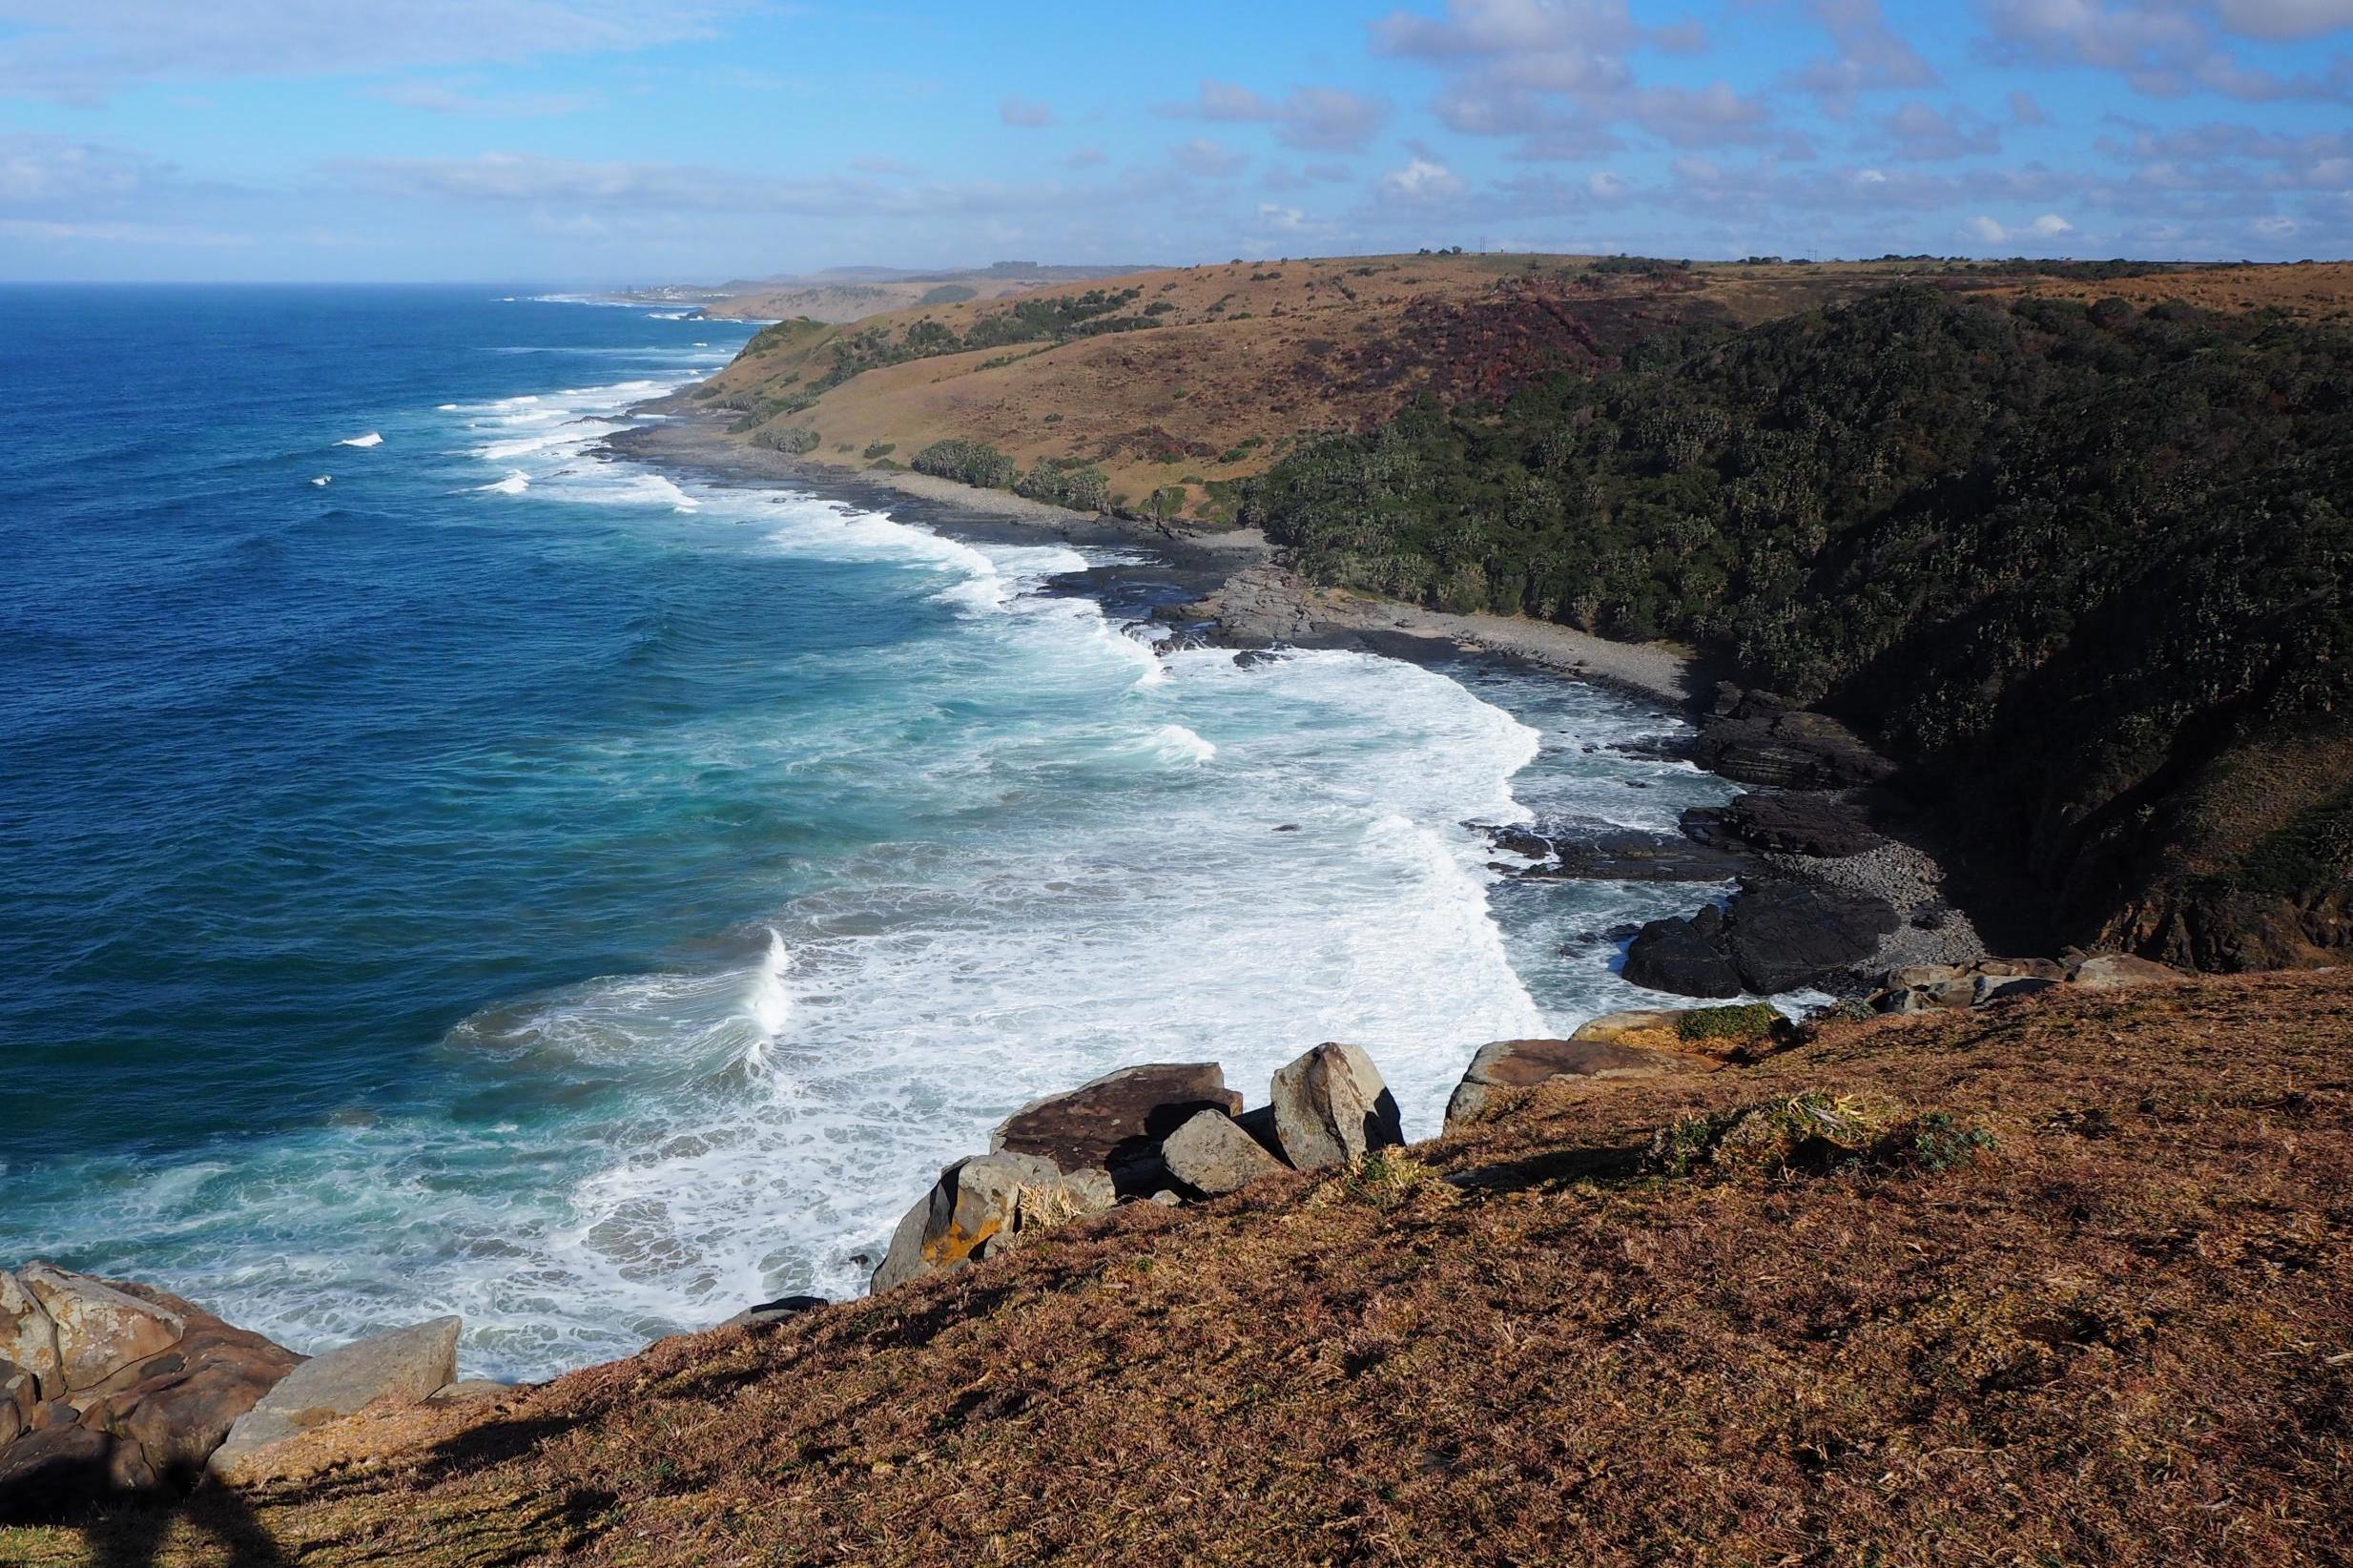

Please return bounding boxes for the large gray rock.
[16,1264,185,1394]
[1268,1043,1403,1170]
[2068,953,2182,988]
[872,1153,1116,1295]
[209,1316,458,1481]
[992,1063,1242,1193]
[1160,1110,1290,1196]
[0,1272,61,1400]
[1444,1038,1692,1130]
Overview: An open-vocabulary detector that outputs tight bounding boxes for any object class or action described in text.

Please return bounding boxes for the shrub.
[751,424,819,455]
[861,441,897,460]
[1016,461,1112,512]
[911,439,1018,489]
[1674,1003,1784,1044]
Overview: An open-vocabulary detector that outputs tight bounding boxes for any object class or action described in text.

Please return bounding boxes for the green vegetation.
[911,439,1018,490]
[861,441,897,460]
[750,423,819,455]
[918,283,978,306]
[1246,287,2353,960]
[1674,1002,1783,1044]
[1647,1091,1994,1181]
[1015,459,1112,512]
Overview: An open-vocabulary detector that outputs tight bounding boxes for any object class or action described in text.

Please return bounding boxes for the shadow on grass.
[76,1486,288,1568]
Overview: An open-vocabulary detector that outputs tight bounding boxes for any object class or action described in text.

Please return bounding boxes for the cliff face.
[12,971,2348,1567]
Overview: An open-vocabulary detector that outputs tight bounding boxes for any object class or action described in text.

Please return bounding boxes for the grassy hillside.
[1245,281,2353,970]
[683,252,2052,520]
[14,970,2349,1566]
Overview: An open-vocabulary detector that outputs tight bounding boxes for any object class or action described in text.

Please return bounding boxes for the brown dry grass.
[695,254,1932,518]
[2005,261,2353,320]
[691,254,2353,522]
[11,969,2349,1566]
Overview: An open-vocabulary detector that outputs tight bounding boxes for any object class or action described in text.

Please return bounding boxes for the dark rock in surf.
[1685,793,1887,858]
[1721,879,1901,995]
[1622,917,1744,999]
[1695,689,1898,793]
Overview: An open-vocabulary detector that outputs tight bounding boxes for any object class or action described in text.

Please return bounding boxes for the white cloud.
[1982,0,2353,102]
[1588,169,1628,197]
[1379,154,1468,201]
[1966,211,2076,242]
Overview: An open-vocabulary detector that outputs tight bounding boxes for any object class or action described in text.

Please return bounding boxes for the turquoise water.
[0,287,1732,1378]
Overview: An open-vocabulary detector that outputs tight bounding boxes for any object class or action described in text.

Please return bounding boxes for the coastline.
[605,407,1992,991]
[606,409,1708,711]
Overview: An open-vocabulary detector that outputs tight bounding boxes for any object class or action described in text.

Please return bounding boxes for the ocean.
[0,285,1734,1379]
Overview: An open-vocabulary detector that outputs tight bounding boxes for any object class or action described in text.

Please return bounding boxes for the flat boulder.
[16,1264,184,1395]
[1694,689,1899,792]
[1160,1110,1290,1196]
[1700,793,1887,858]
[1537,828,1752,882]
[872,1152,1116,1294]
[1622,917,1744,999]
[209,1316,459,1482]
[992,1063,1242,1192]
[2069,953,2182,988]
[1269,1043,1403,1170]
[1445,1037,1693,1130]
[718,1296,828,1329]
[1722,879,1900,995]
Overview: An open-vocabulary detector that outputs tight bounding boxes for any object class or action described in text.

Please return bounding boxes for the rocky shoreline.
[0,407,2087,1522]
[610,409,2011,999]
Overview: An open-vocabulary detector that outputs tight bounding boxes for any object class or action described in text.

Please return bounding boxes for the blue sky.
[1,0,2348,281]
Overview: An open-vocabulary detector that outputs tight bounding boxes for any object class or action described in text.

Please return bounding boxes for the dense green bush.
[1016,460,1112,511]
[911,439,1018,489]
[751,424,819,455]
[1245,287,2353,957]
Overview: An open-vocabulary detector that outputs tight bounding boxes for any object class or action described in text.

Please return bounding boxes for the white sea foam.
[339,431,383,448]
[311,476,331,487]
[5,321,1740,1383]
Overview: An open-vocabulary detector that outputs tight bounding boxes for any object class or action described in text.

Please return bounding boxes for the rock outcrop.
[1870,953,2182,1014]
[0,1265,303,1520]
[1694,689,1898,792]
[1444,1038,1694,1130]
[1160,1109,1289,1196]
[1684,792,1888,858]
[992,1063,1243,1194]
[210,1316,462,1483]
[1269,1043,1404,1169]
[873,1153,1117,1294]
[1623,912,1744,998]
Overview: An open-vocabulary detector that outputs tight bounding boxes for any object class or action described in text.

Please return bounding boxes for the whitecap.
[338,431,383,449]
[310,476,331,487]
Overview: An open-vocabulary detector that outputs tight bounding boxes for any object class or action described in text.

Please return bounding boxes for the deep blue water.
[0,286,1734,1376]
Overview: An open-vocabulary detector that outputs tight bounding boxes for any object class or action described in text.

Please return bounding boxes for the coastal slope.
[13,969,2348,1566]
